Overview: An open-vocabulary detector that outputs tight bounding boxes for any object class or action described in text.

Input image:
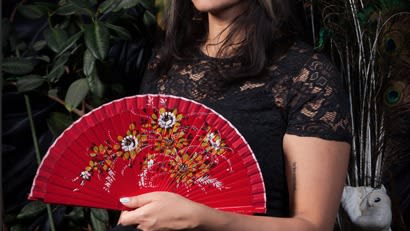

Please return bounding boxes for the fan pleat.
[29,94,266,214]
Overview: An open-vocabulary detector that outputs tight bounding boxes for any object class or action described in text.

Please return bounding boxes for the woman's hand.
[117,191,207,231]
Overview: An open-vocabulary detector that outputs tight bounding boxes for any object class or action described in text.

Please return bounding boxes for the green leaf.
[46,53,70,82]
[34,2,59,10]
[35,55,51,63]
[83,49,96,76]
[70,0,95,8]
[105,23,131,40]
[84,22,109,60]
[65,78,89,111]
[143,10,156,27]
[47,112,73,136]
[48,88,58,97]
[90,208,109,222]
[90,208,109,231]
[16,75,45,92]
[55,3,78,15]
[58,30,83,56]
[69,0,95,16]
[33,40,47,51]
[43,28,68,53]
[138,0,155,10]
[17,4,46,19]
[65,207,85,221]
[10,224,27,231]
[2,58,34,75]
[97,0,121,14]
[113,0,141,11]
[17,201,47,220]
[86,69,104,98]
[90,212,107,231]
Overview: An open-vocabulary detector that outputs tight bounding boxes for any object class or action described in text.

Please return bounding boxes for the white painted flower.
[80,171,91,180]
[121,135,138,152]
[207,132,221,150]
[158,111,176,128]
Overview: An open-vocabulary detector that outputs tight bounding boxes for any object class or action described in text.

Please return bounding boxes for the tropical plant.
[2,0,157,230]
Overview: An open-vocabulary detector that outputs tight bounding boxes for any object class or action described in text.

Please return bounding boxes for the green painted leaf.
[2,58,34,75]
[47,112,74,136]
[16,75,45,92]
[65,78,89,111]
[105,23,131,40]
[43,28,68,53]
[84,22,109,60]
[17,4,46,19]
[17,201,47,220]
[83,49,96,76]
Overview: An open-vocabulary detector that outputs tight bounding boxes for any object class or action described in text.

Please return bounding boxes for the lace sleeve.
[139,52,161,94]
[285,53,352,143]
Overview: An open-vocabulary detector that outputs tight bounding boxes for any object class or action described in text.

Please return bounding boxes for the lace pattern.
[140,41,352,216]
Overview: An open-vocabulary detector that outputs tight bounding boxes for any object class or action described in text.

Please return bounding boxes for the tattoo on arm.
[291,162,296,192]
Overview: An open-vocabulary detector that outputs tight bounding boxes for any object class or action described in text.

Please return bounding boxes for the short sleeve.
[285,53,352,143]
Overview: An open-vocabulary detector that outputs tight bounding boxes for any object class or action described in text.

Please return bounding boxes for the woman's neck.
[203,2,248,57]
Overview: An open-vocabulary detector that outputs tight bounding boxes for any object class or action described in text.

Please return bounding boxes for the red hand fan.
[29,94,266,214]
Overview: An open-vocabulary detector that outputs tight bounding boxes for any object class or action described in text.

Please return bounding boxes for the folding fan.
[29,94,266,214]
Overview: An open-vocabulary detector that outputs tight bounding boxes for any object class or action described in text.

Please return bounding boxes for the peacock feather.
[311,0,410,229]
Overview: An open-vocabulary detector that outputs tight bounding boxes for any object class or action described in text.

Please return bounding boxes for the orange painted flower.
[154,131,188,156]
[166,152,210,185]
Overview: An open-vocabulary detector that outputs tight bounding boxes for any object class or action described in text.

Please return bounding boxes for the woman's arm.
[118,134,350,231]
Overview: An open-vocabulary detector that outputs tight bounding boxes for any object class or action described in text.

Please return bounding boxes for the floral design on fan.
[113,123,147,161]
[75,123,147,185]
[149,108,183,133]
[154,130,189,155]
[202,130,227,155]
[139,151,224,190]
[76,107,230,191]
[76,144,114,185]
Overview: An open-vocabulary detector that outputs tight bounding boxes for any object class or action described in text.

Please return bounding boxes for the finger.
[117,208,147,226]
[119,192,156,208]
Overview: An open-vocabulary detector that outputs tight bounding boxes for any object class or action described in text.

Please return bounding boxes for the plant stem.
[24,94,57,231]
[48,94,85,116]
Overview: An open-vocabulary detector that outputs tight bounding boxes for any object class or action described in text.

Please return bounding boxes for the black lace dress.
[139,42,352,217]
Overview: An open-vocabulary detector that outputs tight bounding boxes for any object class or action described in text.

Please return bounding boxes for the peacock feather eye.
[384,81,405,106]
[384,37,397,54]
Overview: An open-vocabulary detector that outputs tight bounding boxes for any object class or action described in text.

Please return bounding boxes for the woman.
[115,0,352,230]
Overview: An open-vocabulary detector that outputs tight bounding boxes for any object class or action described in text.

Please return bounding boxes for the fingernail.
[120,197,130,203]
